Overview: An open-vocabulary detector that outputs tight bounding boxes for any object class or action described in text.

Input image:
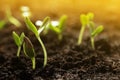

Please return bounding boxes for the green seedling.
[23,36,36,69]
[12,31,25,57]
[78,13,94,45]
[6,8,21,27]
[0,9,21,29]
[78,12,104,49]
[87,14,104,49]
[90,24,104,49]
[25,17,50,67]
[49,15,67,40]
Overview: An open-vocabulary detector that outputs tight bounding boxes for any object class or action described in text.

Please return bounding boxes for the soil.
[0,24,120,80]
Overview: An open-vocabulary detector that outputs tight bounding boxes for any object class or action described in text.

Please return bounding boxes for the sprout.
[90,25,104,49]
[6,8,21,27]
[12,31,25,57]
[23,36,36,69]
[25,17,50,67]
[0,8,21,29]
[77,14,87,45]
[77,13,94,45]
[49,15,67,40]
[13,31,36,69]
[78,13,104,49]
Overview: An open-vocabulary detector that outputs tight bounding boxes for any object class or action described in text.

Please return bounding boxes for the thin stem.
[58,34,62,41]
[91,37,95,49]
[37,37,47,67]
[17,46,21,57]
[77,26,85,45]
[31,57,36,69]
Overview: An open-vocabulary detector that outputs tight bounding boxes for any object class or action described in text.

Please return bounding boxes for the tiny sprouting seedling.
[25,17,50,67]
[12,31,25,57]
[77,13,94,45]
[78,13,104,49]
[89,23,104,49]
[49,15,67,40]
[0,8,21,29]
[6,8,21,27]
[23,36,36,69]
[86,13,104,49]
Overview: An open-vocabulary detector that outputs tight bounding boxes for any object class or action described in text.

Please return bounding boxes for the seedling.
[0,9,21,29]
[23,36,36,69]
[12,31,25,57]
[77,13,94,45]
[25,17,50,67]
[91,25,104,49]
[49,15,67,40]
[78,13,104,49]
[6,8,21,27]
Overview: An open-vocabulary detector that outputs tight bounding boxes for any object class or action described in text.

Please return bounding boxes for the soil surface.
[0,25,120,80]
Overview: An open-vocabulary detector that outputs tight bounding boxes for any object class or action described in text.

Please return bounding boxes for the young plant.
[87,14,104,49]
[89,23,104,49]
[6,8,21,27]
[25,17,50,67]
[49,15,67,40]
[23,36,36,69]
[12,31,25,57]
[77,13,94,45]
[78,13,104,49]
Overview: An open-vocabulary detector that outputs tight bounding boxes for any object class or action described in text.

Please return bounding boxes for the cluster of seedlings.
[78,13,104,49]
[0,7,104,69]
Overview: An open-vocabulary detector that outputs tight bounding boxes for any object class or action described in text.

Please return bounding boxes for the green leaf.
[89,21,95,33]
[23,36,36,69]
[9,17,21,27]
[25,17,39,37]
[12,31,21,46]
[49,24,61,34]
[20,32,25,43]
[80,14,88,26]
[59,15,67,29]
[23,36,35,58]
[41,17,50,27]
[6,8,21,27]
[91,25,104,37]
[87,12,94,21]
[0,20,6,29]
[38,17,50,34]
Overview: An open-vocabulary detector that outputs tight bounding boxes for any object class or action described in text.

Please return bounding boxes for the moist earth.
[0,25,120,80]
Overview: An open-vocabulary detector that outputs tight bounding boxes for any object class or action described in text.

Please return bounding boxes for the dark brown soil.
[0,25,120,80]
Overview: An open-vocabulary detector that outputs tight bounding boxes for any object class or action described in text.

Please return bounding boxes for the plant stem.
[58,34,62,41]
[77,26,85,45]
[17,46,21,57]
[37,37,47,67]
[91,37,95,49]
[31,57,36,69]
